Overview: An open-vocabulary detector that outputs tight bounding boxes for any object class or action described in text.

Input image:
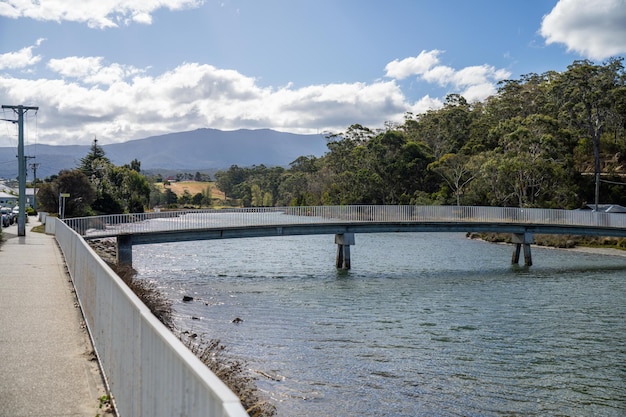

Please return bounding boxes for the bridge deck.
[91,221,626,246]
[66,205,626,241]
[62,206,626,268]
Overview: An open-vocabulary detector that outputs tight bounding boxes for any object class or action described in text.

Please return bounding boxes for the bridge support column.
[335,233,355,269]
[511,233,533,266]
[117,234,133,267]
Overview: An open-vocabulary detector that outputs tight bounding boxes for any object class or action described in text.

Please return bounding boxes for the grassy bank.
[468,232,626,251]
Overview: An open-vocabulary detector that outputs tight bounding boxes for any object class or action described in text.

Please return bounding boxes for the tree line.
[37,139,151,217]
[36,140,216,217]
[215,58,626,209]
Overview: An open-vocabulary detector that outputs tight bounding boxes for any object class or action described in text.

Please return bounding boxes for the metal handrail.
[62,205,626,238]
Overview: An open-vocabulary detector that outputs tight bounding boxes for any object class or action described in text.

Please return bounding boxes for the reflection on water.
[134,233,626,416]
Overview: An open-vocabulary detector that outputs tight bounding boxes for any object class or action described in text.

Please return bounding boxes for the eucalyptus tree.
[468,151,514,206]
[250,184,263,207]
[215,165,248,198]
[491,73,555,120]
[322,125,375,204]
[463,72,564,154]
[474,114,576,208]
[276,172,309,206]
[550,58,626,209]
[276,156,321,206]
[428,153,475,206]
[214,164,284,207]
[365,131,434,204]
[403,94,472,160]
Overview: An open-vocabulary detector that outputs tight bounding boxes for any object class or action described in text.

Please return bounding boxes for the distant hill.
[0,128,328,179]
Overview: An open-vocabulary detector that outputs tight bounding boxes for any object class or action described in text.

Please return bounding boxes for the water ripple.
[134,233,626,417]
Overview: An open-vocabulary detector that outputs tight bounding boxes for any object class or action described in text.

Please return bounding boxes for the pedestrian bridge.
[64,205,626,268]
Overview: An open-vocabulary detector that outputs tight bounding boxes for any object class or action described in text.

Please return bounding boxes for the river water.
[133,232,626,416]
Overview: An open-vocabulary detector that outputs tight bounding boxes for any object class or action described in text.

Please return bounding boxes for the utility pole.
[30,161,40,211]
[2,104,39,236]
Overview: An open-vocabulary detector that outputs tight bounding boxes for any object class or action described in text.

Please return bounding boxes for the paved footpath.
[0,220,109,417]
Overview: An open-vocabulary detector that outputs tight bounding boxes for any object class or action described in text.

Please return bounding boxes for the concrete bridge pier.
[335,233,355,269]
[117,234,133,266]
[511,233,533,266]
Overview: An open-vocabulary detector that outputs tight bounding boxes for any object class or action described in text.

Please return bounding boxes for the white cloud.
[0,40,44,69]
[422,65,455,86]
[48,57,104,78]
[460,83,497,103]
[407,95,443,115]
[47,56,144,85]
[0,43,512,146]
[0,46,515,146]
[386,50,511,103]
[0,0,204,29]
[541,0,626,60]
[0,60,413,145]
[384,50,443,80]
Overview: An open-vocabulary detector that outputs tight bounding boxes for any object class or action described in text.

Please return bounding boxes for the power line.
[1,108,18,148]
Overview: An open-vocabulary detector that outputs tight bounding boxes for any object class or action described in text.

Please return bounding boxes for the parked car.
[11,205,19,221]
[1,207,12,227]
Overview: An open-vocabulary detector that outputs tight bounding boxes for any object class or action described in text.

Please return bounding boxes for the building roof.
[0,191,17,199]
[0,187,35,196]
[584,204,626,213]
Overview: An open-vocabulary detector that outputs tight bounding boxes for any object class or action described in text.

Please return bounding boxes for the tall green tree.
[79,138,110,179]
[110,165,150,212]
[202,185,212,207]
[469,114,575,207]
[37,170,96,217]
[428,153,475,206]
[322,126,378,204]
[365,131,434,203]
[215,165,248,198]
[404,94,472,159]
[550,58,626,209]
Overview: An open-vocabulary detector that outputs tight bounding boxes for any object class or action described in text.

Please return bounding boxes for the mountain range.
[0,128,329,179]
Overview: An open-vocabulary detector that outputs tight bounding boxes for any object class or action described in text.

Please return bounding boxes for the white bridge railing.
[63,205,626,238]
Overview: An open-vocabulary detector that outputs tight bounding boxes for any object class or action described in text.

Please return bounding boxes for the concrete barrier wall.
[53,218,248,417]
[43,214,55,234]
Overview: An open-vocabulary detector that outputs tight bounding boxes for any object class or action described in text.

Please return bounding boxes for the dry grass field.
[155,181,226,200]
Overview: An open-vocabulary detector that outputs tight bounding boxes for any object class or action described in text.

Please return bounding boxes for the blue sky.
[1,0,625,147]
